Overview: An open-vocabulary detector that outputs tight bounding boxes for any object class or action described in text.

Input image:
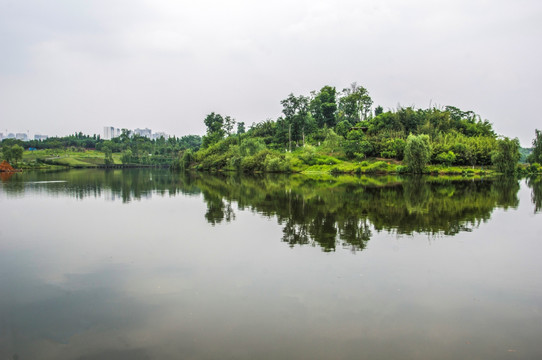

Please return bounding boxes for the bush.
[298,145,317,165]
[404,134,431,173]
[264,155,290,172]
[527,163,541,174]
[241,149,271,172]
[436,151,456,166]
[491,137,520,174]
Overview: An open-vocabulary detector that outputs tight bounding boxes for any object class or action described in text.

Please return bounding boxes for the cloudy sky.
[1,0,541,145]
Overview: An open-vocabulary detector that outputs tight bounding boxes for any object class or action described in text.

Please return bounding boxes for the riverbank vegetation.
[2,83,541,175]
[176,83,540,176]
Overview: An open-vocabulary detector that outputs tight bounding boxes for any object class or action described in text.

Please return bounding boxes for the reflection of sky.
[0,181,541,359]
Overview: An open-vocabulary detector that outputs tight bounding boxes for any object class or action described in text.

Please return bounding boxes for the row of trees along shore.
[2,83,542,174]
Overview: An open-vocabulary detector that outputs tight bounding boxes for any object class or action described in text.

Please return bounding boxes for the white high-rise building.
[134,128,152,138]
[152,132,169,140]
[15,133,28,141]
[103,126,120,140]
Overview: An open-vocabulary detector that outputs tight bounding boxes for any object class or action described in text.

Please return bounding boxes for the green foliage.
[436,151,456,166]
[240,149,271,172]
[491,137,521,174]
[121,149,134,164]
[264,153,291,172]
[202,112,227,148]
[526,163,541,174]
[321,129,343,154]
[1,145,12,162]
[240,137,266,156]
[380,138,406,159]
[337,82,373,123]
[335,120,351,138]
[3,144,25,164]
[526,129,542,164]
[180,149,194,169]
[311,86,337,128]
[298,145,318,165]
[237,122,246,135]
[343,130,371,159]
[103,144,113,165]
[404,134,431,173]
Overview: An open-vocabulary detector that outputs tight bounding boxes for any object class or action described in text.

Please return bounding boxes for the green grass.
[18,149,123,168]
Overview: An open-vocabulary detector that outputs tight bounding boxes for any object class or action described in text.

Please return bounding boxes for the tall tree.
[223,116,236,136]
[202,112,226,148]
[492,137,520,174]
[310,86,337,128]
[527,129,542,164]
[338,82,373,124]
[237,122,246,135]
[281,93,310,147]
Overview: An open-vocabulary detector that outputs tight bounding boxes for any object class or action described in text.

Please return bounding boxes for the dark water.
[1,169,541,359]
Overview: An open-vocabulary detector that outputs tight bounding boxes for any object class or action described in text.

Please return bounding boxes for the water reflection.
[527,175,542,213]
[195,173,521,252]
[0,170,524,252]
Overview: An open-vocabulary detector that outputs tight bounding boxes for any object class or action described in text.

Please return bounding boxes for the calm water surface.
[1,170,541,359]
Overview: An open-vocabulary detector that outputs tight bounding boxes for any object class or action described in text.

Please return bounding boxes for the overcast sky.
[1,0,541,146]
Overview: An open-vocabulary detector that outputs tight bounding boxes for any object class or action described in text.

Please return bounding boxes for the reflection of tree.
[192,174,521,250]
[203,192,235,225]
[527,176,542,213]
[0,169,200,203]
[0,170,523,251]
[339,219,372,253]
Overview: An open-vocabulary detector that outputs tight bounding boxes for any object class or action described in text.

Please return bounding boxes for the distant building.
[152,132,169,140]
[34,134,49,141]
[7,133,15,139]
[134,128,152,138]
[0,133,3,141]
[15,133,28,141]
[103,126,120,140]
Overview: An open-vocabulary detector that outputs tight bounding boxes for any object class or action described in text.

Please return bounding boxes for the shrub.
[436,151,457,166]
[404,134,431,173]
[298,145,317,165]
[491,137,520,174]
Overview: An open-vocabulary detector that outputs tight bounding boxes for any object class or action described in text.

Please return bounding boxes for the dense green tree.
[343,129,372,160]
[491,137,520,174]
[202,112,226,148]
[6,144,24,164]
[223,116,236,136]
[526,129,542,164]
[103,143,114,165]
[311,86,337,128]
[335,120,351,138]
[237,122,246,135]
[337,82,373,124]
[404,134,431,173]
[240,138,266,156]
[1,145,12,163]
[121,149,133,164]
[280,93,311,148]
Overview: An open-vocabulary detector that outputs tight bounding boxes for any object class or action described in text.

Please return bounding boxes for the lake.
[1,169,541,359]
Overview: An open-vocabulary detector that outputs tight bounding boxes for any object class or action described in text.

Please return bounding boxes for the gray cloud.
[1,0,541,145]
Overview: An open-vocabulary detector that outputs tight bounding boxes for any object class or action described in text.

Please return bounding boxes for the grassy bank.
[13,149,123,169]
